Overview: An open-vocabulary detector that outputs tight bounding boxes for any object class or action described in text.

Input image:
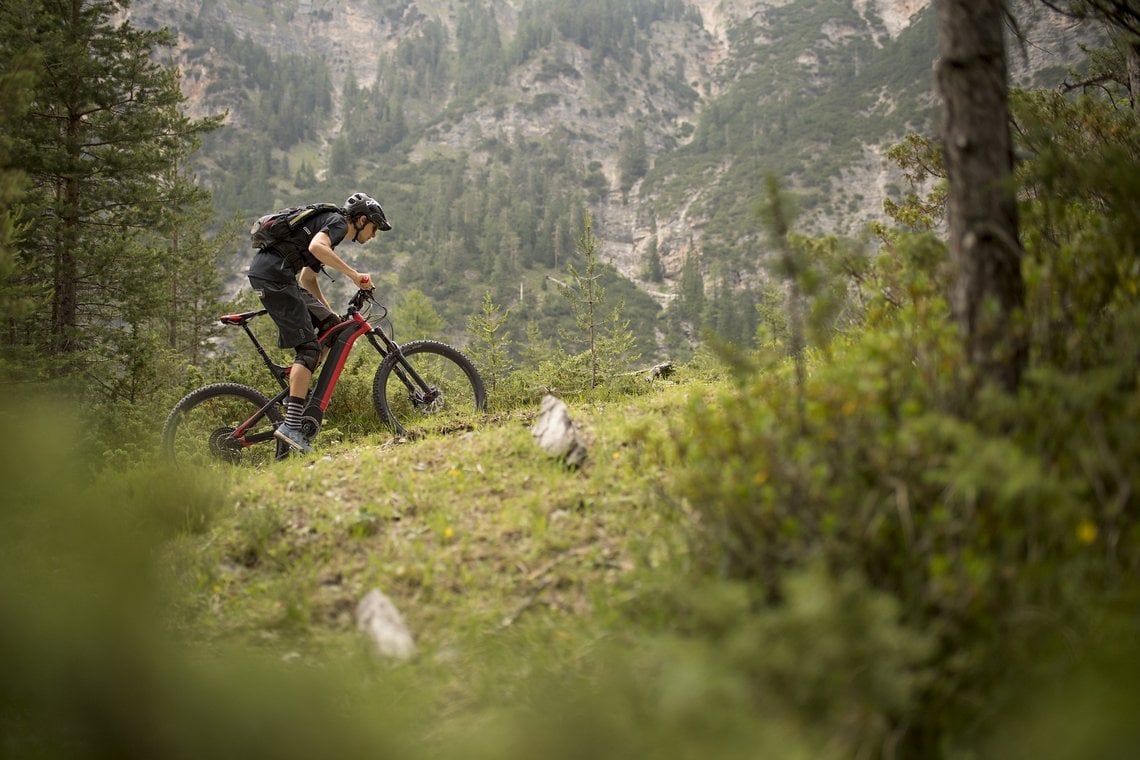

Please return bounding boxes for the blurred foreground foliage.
[0,400,819,758]
[0,403,393,758]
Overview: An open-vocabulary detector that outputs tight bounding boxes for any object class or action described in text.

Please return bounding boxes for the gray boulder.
[531,394,587,467]
[355,589,416,661]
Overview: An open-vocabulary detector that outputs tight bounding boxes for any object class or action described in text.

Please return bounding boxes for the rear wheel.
[372,340,486,437]
[162,383,283,467]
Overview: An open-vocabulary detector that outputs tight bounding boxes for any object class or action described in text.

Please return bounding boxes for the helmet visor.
[367,205,392,232]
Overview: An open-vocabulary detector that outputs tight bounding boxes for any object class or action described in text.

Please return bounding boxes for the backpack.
[249,202,343,250]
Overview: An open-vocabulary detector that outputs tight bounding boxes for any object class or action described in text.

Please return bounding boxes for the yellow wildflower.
[1076,519,1098,546]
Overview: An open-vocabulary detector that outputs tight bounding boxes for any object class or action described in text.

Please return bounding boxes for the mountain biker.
[247,192,391,454]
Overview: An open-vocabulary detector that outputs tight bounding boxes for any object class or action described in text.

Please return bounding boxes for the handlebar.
[346,287,386,321]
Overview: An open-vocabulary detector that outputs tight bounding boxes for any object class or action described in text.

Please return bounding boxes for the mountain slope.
[127,0,1094,353]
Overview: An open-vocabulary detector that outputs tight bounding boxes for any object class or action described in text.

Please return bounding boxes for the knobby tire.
[162,382,283,467]
[372,340,486,437]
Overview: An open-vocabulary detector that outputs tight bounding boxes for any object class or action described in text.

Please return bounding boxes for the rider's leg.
[276,344,318,454]
[248,272,321,452]
[303,290,338,366]
[289,363,312,400]
[283,340,320,431]
[286,364,312,426]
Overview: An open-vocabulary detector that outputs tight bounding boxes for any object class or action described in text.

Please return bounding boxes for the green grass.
[172,376,699,657]
[6,379,761,758]
[126,371,798,757]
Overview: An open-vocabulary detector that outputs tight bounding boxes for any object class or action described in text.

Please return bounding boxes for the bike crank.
[208,427,244,463]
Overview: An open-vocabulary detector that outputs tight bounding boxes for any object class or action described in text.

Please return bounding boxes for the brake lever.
[346,288,376,315]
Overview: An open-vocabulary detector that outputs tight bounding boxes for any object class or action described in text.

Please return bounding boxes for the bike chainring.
[300,415,321,441]
[208,427,244,463]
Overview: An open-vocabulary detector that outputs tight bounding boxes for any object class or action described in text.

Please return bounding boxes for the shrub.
[665,227,1139,755]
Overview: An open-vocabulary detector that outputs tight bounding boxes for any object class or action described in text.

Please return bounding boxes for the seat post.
[243,323,289,390]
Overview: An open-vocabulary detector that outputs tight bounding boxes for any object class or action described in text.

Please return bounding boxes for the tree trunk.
[52,176,80,355]
[1128,40,1140,113]
[168,230,180,350]
[936,0,1027,393]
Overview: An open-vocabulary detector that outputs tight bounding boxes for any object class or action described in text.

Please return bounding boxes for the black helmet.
[344,192,392,231]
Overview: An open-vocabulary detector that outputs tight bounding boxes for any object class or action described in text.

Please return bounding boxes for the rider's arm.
[308,231,371,290]
[298,267,332,310]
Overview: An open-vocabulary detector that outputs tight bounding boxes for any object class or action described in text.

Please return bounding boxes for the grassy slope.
[183,382,693,650]
[9,377,816,760]
[156,370,784,756]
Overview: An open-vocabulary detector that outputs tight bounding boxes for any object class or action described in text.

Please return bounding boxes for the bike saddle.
[220,309,268,326]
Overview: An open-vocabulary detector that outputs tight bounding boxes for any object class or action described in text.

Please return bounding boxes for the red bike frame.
[217,291,394,453]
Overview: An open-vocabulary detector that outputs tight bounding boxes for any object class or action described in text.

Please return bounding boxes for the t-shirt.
[251,210,349,279]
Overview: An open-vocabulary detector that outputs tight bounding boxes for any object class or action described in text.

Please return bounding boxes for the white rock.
[531,394,587,467]
[355,589,416,661]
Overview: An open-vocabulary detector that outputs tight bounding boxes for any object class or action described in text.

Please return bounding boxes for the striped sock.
[285,396,306,430]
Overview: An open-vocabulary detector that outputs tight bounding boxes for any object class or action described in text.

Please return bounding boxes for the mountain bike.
[162,288,486,466]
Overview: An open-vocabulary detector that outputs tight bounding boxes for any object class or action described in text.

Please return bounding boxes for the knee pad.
[294,340,321,372]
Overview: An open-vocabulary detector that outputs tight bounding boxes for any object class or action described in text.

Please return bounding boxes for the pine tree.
[641,237,665,282]
[563,213,606,388]
[465,291,513,391]
[677,250,705,328]
[596,300,639,379]
[156,155,229,366]
[618,125,648,199]
[1010,67,1140,369]
[761,174,806,433]
[294,160,317,190]
[397,288,445,339]
[554,213,640,389]
[330,135,354,180]
[2,0,221,376]
[0,55,34,326]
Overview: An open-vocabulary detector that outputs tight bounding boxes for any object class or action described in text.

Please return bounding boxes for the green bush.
[664,221,1139,754]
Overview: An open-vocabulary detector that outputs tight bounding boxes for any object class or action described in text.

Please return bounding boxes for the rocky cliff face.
[595,0,936,287]
[853,0,929,39]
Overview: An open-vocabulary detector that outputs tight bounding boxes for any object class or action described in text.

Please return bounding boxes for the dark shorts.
[248,252,338,349]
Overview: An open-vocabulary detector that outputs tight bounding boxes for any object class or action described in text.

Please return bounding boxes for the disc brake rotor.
[414,387,444,414]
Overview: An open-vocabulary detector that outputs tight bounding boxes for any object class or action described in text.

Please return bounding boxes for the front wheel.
[162,382,283,466]
[372,340,486,437]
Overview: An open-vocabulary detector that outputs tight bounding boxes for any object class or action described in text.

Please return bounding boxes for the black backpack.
[249,202,343,250]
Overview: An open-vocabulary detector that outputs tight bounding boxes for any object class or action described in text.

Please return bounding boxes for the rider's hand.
[356,272,374,290]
